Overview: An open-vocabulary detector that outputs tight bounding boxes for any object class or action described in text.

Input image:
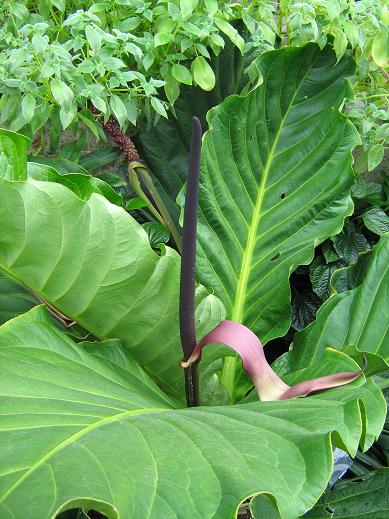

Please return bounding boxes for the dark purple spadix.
[179,116,202,407]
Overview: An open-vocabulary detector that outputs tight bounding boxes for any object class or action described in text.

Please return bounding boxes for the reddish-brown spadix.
[180,320,365,401]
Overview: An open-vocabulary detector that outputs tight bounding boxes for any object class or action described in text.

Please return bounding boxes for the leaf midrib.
[232,58,316,323]
[0,407,169,504]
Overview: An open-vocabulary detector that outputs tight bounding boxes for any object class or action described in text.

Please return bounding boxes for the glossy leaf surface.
[196,44,359,341]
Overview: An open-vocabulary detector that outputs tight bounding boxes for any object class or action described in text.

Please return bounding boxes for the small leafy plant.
[0,42,388,518]
[0,0,245,138]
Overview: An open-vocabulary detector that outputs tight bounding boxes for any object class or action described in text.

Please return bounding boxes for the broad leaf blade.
[196,43,359,341]
[27,161,122,206]
[28,155,88,175]
[0,308,385,519]
[291,234,389,375]
[0,177,224,396]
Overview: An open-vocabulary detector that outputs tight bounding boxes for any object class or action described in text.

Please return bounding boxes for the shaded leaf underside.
[0,273,36,325]
[134,35,253,230]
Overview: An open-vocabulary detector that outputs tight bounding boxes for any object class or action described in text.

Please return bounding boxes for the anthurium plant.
[0,43,388,519]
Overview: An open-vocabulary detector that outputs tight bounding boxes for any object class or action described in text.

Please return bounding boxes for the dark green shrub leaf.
[291,290,322,331]
[331,224,370,264]
[143,221,170,247]
[362,207,389,235]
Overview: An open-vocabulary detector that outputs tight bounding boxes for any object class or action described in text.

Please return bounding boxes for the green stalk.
[128,165,166,225]
[221,356,237,403]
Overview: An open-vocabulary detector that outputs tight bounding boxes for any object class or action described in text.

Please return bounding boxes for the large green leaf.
[28,155,89,175]
[196,43,359,343]
[0,307,385,519]
[0,177,224,396]
[291,234,389,375]
[0,129,122,206]
[304,469,389,518]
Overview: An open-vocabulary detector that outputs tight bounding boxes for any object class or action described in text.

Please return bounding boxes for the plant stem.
[184,365,199,410]
[356,94,389,100]
[180,116,202,407]
[128,165,167,225]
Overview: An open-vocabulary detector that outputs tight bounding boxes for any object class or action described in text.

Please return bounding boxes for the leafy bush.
[0,0,244,136]
[1,1,387,170]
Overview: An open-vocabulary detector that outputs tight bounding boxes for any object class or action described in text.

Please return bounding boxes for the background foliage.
[0,0,387,170]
